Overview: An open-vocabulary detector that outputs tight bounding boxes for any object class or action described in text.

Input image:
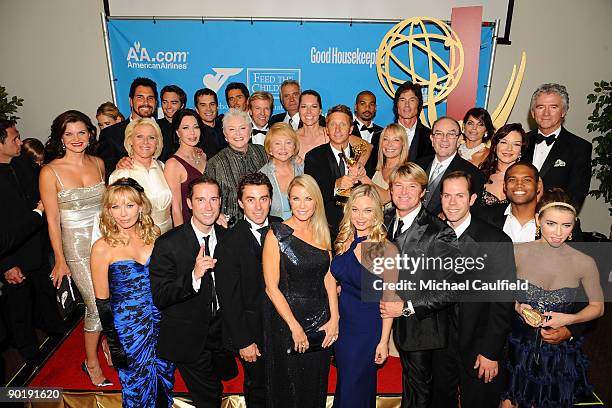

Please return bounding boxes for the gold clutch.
[522,307,545,326]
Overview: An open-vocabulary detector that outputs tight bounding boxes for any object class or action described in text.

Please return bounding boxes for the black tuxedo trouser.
[1,281,37,359]
[399,347,459,408]
[240,355,266,407]
[175,315,223,408]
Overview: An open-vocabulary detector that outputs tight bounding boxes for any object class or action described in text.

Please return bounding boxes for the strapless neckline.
[110,257,151,267]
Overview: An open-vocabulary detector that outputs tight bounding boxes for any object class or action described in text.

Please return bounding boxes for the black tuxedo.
[304,143,348,238]
[434,217,515,407]
[399,120,434,161]
[97,118,176,178]
[416,154,485,217]
[0,156,62,359]
[353,120,383,175]
[201,123,225,158]
[522,127,591,210]
[215,216,281,407]
[150,222,227,407]
[384,206,460,408]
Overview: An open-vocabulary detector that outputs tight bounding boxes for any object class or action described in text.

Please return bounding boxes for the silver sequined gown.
[52,166,105,332]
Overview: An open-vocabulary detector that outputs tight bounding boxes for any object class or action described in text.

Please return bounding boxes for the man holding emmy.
[305,104,366,238]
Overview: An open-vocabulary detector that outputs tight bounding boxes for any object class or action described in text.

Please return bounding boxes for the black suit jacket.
[353,120,383,176]
[455,217,515,372]
[268,112,286,126]
[522,127,592,209]
[400,120,434,161]
[149,222,226,363]
[304,143,345,237]
[416,154,485,217]
[384,206,460,351]
[97,118,176,178]
[215,217,282,352]
[0,157,45,279]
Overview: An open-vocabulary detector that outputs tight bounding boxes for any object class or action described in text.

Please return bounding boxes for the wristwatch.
[401,301,415,317]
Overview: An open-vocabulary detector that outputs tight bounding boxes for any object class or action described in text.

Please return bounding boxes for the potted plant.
[0,85,24,121]
[587,80,612,237]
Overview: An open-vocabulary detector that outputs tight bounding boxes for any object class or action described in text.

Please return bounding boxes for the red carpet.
[29,320,402,394]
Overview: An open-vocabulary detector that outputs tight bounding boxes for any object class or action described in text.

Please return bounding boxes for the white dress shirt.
[532,126,561,170]
[245,216,269,243]
[399,121,417,149]
[251,123,269,146]
[449,213,471,239]
[394,204,422,237]
[190,218,218,292]
[502,205,536,243]
[354,117,374,143]
[429,153,456,182]
[284,112,300,131]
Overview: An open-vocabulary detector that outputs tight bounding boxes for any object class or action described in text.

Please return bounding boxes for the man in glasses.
[416,116,485,217]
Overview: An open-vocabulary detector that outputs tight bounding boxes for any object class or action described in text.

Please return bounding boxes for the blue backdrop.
[107,19,495,126]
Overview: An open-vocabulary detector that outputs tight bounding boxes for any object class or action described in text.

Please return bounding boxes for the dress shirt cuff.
[406,300,415,315]
[33,209,42,217]
[192,270,202,291]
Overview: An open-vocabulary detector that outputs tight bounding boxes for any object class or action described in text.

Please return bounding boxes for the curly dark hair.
[237,172,273,201]
[45,110,97,160]
[479,123,528,184]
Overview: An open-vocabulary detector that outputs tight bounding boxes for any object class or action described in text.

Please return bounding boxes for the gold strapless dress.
[58,181,105,332]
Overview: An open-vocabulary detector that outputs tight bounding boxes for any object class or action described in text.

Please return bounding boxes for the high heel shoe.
[101,337,114,367]
[81,361,113,387]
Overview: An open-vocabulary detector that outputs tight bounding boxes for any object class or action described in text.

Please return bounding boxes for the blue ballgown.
[109,259,175,408]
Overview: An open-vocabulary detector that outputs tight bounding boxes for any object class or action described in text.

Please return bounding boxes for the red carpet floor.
[29,320,402,394]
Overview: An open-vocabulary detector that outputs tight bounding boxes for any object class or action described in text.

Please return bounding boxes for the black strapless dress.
[263,223,332,408]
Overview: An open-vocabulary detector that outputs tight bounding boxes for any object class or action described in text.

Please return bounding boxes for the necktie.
[429,163,442,184]
[203,235,218,315]
[257,225,270,246]
[393,219,404,241]
[535,133,556,146]
[360,124,374,132]
[338,152,346,176]
[252,129,267,135]
[288,117,295,128]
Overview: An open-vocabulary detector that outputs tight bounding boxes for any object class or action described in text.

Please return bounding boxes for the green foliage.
[587,80,612,215]
[0,86,24,121]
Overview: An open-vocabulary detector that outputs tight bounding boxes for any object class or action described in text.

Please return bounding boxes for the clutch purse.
[286,329,326,355]
[56,276,76,319]
[522,307,545,326]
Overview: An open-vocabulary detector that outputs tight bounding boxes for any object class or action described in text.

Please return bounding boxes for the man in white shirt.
[248,91,273,145]
[150,176,231,407]
[521,83,592,210]
[380,162,460,408]
[269,80,301,130]
[351,90,382,143]
[393,81,434,160]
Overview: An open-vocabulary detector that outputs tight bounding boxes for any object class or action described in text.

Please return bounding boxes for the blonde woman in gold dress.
[40,110,112,387]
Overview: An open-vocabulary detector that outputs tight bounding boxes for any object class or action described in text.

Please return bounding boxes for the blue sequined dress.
[109,259,175,408]
[331,235,382,408]
[502,283,593,408]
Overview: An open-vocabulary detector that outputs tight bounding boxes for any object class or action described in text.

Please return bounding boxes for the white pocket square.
[554,159,566,167]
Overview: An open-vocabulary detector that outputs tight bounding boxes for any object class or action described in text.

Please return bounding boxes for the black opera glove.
[95,297,129,369]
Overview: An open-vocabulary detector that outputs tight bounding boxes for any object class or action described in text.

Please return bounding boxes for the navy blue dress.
[331,236,382,408]
[502,283,593,408]
[109,259,175,408]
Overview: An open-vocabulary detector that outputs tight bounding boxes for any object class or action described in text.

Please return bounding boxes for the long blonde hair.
[376,123,410,172]
[334,184,387,254]
[288,174,331,250]
[100,180,159,247]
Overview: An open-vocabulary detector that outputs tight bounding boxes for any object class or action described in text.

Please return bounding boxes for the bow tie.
[535,133,556,146]
[252,129,268,135]
[360,124,374,132]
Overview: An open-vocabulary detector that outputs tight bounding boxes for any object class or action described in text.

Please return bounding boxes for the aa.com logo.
[126,41,189,70]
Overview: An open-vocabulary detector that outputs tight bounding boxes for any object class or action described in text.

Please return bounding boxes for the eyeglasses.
[432,131,460,140]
